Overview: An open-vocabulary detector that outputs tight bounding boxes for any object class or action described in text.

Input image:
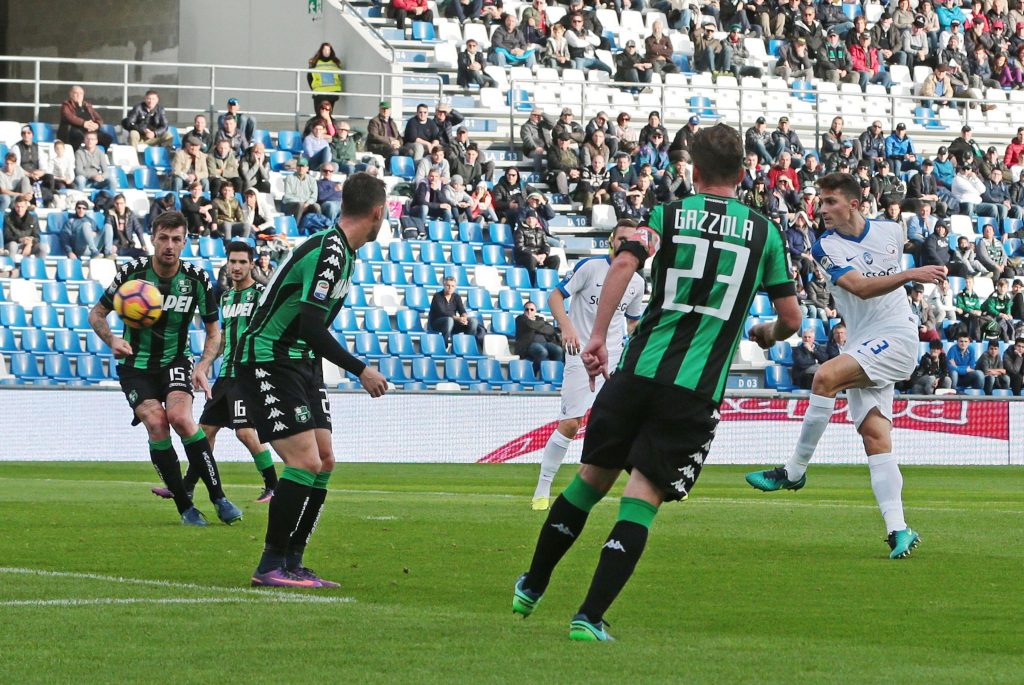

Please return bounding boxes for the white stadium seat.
[483,334,518,363]
[9,279,41,308]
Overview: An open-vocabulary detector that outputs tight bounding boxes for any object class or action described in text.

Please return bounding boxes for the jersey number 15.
[663,235,750,321]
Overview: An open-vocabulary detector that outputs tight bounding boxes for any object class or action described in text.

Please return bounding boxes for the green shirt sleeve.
[647,205,664,237]
[302,232,349,311]
[760,223,792,290]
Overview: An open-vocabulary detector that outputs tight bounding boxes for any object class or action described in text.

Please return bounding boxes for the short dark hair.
[341,172,387,218]
[113,193,126,203]
[816,172,861,201]
[144,89,158,97]
[227,241,254,260]
[689,123,743,185]
[151,211,187,235]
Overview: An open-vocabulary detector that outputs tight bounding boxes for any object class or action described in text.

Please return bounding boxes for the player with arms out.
[236,172,389,588]
[745,172,946,559]
[512,123,803,640]
[89,212,241,526]
[530,219,645,511]
[152,241,278,503]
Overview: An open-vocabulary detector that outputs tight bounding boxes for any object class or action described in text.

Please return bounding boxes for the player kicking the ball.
[235,173,389,588]
[89,212,242,526]
[513,124,802,640]
[152,242,278,503]
[530,219,645,511]
[745,172,947,559]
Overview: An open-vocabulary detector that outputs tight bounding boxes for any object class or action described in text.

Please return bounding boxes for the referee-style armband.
[615,240,649,269]
[299,304,367,377]
[765,281,797,299]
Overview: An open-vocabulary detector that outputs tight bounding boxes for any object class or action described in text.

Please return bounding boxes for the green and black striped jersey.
[100,257,218,371]
[218,282,263,379]
[235,226,354,365]
[619,194,792,403]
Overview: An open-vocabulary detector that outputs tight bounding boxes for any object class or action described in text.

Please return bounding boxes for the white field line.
[0,477,1021,515]
[0,567,355,604]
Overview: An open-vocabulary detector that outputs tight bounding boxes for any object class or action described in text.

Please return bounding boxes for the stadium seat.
[443,265,471,287]
[749,293,774,317]
[52,330,85,356]
[409,265,438,289]
[389,156,415,180]
[428,220,454,243]
[363,308,392,333]
[475,358,507,387]
[803,319,827,344]
[0,327,17,352]
[0,303,28,328]
[482,244,509,266]
[44,355,75,382]
[385,332,418,359]
[535,269,558,290]
[354,332,387,359]
[540,360,564,384]
[458,222,484,245]
[143,146,171,173]
[10,353,45,381]
[420,242,447,264]
[276,130,302,153]
[490,311,516,337]
[346,286,369,309]
[199,237,226,258]
[133,167,161,191]
[488,223,514,247]
[75,355,107,382]
[452,333,487,360]
[419,333,454,359]
[352,262,376,285]
[395,309,424,334]
[359,242,384,262]
[40,281,70,305]
[377,357,410,385]
[505,267,532,291]
[83,330,111,356]
[30,304,60,331]
[333,308,360,333]
[19,256,46,280]
[388,241,415,263]
[444,358,475,385]
[467,288,497,314]
[274,215,298,237]
[450,243,476,265]
[376,263,408,288]
[269,150,293,172]
[410,357,441,385]
[28,121,55,143]
[508,359,540,386]
[20,328,50,354]
[404,286,431,311]
[770,342,794,365]
[251,129,273,150]
[765,365,794,391]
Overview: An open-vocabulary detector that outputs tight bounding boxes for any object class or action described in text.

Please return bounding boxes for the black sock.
[182,430,225,501]
[148,439,192,514]
[286,487,327,570]
[182,465,198,492]
[258,471,313,573]
[524,494,591,595]
[261,465,279,489]
[577,520,650,624]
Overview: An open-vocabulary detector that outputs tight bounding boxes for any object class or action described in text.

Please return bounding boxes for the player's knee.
[167,408,196,436]
[810,364,841,396]
[559,418,581,438]
[578,464,617,495]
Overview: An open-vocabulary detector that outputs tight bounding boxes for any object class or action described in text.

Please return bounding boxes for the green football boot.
[745,466,806,492]
[886,528,921,559]
[512,573,543,618]
[569,614,614,642]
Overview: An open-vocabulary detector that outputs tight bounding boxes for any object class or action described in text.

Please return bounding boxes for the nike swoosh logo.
[845,257,856,262]
[595,282,603,287]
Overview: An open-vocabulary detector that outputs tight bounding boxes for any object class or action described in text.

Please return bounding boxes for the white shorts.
[558,352,621,420]
[844,334,917,428]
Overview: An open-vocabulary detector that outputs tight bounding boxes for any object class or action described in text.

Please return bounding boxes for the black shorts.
[118,357,193,426]
[236,359,331,443]
[581,372,720,502]
[198,377,252,429]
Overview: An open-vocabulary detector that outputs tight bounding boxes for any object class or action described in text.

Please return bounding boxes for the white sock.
[534,430,573,499]
[869,453,907,533]
[783,394,836,481]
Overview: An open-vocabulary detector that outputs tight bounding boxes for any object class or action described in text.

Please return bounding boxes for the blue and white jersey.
[555,256,646,355]
[811,219,917,344]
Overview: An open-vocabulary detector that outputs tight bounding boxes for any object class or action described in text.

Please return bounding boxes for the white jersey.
[555,256,646,354]
[812,219,918,344]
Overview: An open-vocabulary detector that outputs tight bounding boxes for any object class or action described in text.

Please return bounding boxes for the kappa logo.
[295,405,311,423]
[267,408,284,419]
[259,381,274,392]
[265,394,279,405]
[254,368,270,378]
[550,523,575,538]
[603,539,626,552]
[319,269,336,282]
[272,421,288,433]
[670,479,689,493]
[331,280,349,299]
[326,243,343,254]
[677,465,696,480]
[324,255,341,268]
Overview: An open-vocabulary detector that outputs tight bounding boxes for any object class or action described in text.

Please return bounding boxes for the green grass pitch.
[1,462,1022,684]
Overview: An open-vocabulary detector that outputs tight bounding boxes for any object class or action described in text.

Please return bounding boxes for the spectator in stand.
[1013,279,1024,319]
[768,175,798,228]
[825,142,859,174]
[619,187,651,222]
[919,1,942,51]
[239,142,270,194]
[493,168,538,222]
[521,192,557,240]
[657,157,692,202]
[951,236,986,277]
[907,200,937,252]
[820,116,858,167]
[919,221,951,271]
[751,0,787,38]
[928,277,957,325]
[403,103,441,163]
[745,116,775,164]
[218,98,256,146]
[412,169,453,222]
[954,275,986,339]
[3,196,46,258]
[775,36,815,82]
[106,193,146,257]
[514,210,560,286]
[903,15,932,68]
[72,133,107,192]
[740,152,762,191]
[515,300,563,374]
[953,166,998,224]
[451,144,486,188]
[948,334,984,390]
[430,276,484,348]
[615,40,654,91]
[635,111,666,149]
[892,0,915,32]
[938,0,967,32]
[442,175,475,223]
[449,0,483,24]
[315,163,343,224]
[458,40,497,89]
[559,0,607,42]
[634,131,669,179]
[724,24,764,77]
[790,5,827,53]
[612,111,639,157]
[282,158,319,221]
[213,181,244,239]
[148,193,177,229]
[49,139,75,195]
[871,160,905,205]
[580,129,610,170]
[415,146,451,185]
[552,108,585,148]
[669,116,699,157]
[329,122,357,174]
[969,45,1003,91]
[792,327,828,389]
[307,43,343,111]
[694,20,732,74]
[251,249,275,286]
[797,154,822,189]
[181,181,217,237]
[984,278,1016,341]
[608,151,638,202]
[884,123,915,176]
[910,340,953,394]
[207,138,240,200]
[768,152,800,190]
[981,146,1011,181]
[573,154,609,211]
[977,340,1011,393]
[909,283,943,341]
[851,33,894,91]
[982,168,1023,223]
[547,132,581,196]
[817,28,858,84]
[470,181,499,225]
[367,101,407,162]
[188,114,213,153]
[521,0,552,45]
[858,120,886,166]
[585,112,617,158]
[977,221,1020,278]
[644,21,679,77]
[803,263,835,321]
[1004,337,1024,394]
[786,210,815,275]
[431,100,464,156]
[932,145,955,189]
[797,186,820,223]
[1005,127,1024,181]
[565,13,610,74]
[818,0,854,38]
[388,0,433,30]
[302,100,340,138]
[171,136,209,193]
[58,86,113,150]
[543,22,572,71]
[949,124,983,166]
[741,175,770,214]
[870,13,908,66]
[241,189,274,241]
[12,127,51,205]
[908,158,952,216]
[771,116,804,168]
[60,200,110,259]
[214,115,246,157]
[121,90,172,149]
[490,13,538,68]
[520,107,554,174]
[825,321,846,360]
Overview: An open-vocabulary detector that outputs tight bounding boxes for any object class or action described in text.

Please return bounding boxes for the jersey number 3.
[663,236,750,321]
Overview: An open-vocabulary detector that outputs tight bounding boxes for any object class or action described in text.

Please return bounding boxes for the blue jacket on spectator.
[947,344,977,375]
[932,158,954,188]
[906,214,936,244]
[634,144,668,173]
[936,4,966,31]
[885,133,915,160]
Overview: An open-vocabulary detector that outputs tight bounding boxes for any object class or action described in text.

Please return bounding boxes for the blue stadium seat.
[358,241,384,262]
[976,216,997,234]
[467,288,496,313]
[19,256,46,280]
[269,150,293,172]
[749,293,773,317]
[419,332,453,359]
[84,330,111,356]
[0,257,12,277]
[352,262,376,285]
[411,20,437,41]
[107,166,131,191]
[10,353,45,381]
[498,289,523,311]
[540,360,564,384]
[274,215,298,237]
[1002,218,1022,236]
[901,254,916,270]
[75,355,107,382]
[44,355,75,381]
[0,327,16,352]
[411,357,441,385]
[803,319,827,344]
[912,107,945,130]
[41,281,70,305]
[505,267,532,290]
[354,332,387,358]
[31,304,60,331]
[390,156,415,180]
[420,242,447,264]
[508,359,540,385]
[379,263,409,287]
[402,381,429,391]
[363,308,392,333]
[476,358,507,386]
[452,333,487,360]
[386,332,418,358]
[134,167,161,191]
[482,244,508,266]
[411,264,440,288]
[535,269,558,290]
[20,329,50,354]
[765,365,794,391]
[0,303,28,328]
[189,330,205,356]
[947,276,965,294]
[45,211,68,234]
[29,121,56,143]
[443,265,471,287]
[404,286,431,311]
[143,146,171,172]
[770,342,794,365]
[458,222,484,245]
[251,129,273,150]
[444,358,475,385]
[428,220,454,242]
[489,223,514,247]
[276,130,302,153]
[490,312,516,337]
[992,388,1014,397]
[199,237,226,258]
[961,388,984,396]
[790,80,815,103]
[388,241,415,263]
[396,309,424,333]
[346,285,369,308]
[450,243,477,265]
[333,308,360,333]
[52,330,85,356]
[377,357,409,384]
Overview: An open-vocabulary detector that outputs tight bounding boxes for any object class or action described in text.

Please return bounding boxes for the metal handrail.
[337,0,397,63]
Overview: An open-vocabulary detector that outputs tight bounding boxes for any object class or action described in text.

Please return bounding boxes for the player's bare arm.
[87,301,133,358]
[748,295,803,349]
[548,289,580,355]
[835,265,947,300]
[192,320,221,399]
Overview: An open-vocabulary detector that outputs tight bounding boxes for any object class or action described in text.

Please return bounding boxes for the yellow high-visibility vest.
[310,59,343,93]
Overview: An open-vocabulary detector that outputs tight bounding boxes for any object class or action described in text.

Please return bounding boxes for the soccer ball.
[113,280,163,329]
